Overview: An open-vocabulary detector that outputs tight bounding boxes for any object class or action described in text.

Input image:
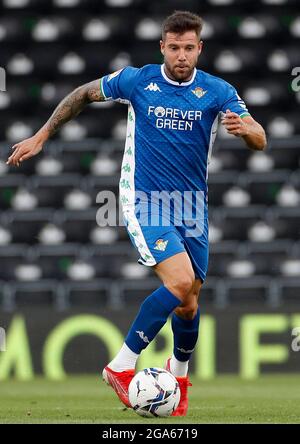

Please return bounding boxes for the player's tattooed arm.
[7,79,105,166]
[45,79,105,137]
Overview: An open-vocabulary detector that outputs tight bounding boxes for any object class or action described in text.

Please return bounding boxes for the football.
[128,368,180,417]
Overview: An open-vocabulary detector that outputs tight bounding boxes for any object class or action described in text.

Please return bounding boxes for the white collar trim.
[161,64,196,86]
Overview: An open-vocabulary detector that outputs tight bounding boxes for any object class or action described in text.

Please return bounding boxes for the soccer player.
[7,11,266,416]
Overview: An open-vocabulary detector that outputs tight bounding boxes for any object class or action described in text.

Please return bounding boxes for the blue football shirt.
[101,64,250,218]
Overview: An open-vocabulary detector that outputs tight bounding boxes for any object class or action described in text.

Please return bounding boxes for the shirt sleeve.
[100,66,141,102]
[219,81,251,118]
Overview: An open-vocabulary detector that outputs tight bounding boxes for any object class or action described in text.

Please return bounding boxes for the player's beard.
[164,59,196,82]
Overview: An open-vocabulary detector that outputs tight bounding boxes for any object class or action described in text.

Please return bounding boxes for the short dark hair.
[162,10,203,41]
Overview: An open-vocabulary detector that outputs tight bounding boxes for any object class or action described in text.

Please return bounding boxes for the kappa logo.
[236,93,247,109]
[144,82,161,92]
[136,330,150,343]
[154,239,168,251]
[191,86,207,98]
[177,347,195,354]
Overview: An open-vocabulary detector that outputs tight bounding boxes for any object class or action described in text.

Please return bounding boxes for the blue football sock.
[171,307,200,362]
[125,286,181,354]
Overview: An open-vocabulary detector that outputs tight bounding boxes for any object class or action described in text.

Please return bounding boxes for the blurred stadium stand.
[0,0,299,311]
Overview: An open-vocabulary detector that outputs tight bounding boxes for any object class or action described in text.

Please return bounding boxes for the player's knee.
[165,274,195,301]
[174,302,199,320]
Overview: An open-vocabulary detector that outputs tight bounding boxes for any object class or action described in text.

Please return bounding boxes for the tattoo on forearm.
[45,80,105,136]
[46,87,87,136]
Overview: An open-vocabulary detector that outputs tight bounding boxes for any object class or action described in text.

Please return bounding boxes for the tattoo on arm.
[45,79,105,137]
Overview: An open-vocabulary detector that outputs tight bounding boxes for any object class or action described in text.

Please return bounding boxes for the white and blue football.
[128,368,180,417]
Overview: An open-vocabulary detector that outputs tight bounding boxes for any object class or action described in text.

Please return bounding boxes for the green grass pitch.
[0,375,299,424]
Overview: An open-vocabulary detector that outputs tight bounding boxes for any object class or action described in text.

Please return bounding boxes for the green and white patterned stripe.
[119,103,136,207]
[206,112,220,180]
[120,104,156,266]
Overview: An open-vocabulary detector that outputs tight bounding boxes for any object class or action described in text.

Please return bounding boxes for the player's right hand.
[7,135,45,166]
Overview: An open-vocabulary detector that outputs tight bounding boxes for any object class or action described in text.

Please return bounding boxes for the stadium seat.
[0,244,34,280]
[245,239,292,275]
[120,277,160,307]
[63,279,112,307]
[220,207,268,241]
[33,243,81,279]
[4,209,55,244]
[208,241,239,276]
[273,276,300,305]
[244,170,291,205]
[30,174,82,208]
[247,221,276,242]
[222,276,272,306]
[272,206,300,239]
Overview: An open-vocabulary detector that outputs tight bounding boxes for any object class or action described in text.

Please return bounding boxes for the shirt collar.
[161,64,196,86]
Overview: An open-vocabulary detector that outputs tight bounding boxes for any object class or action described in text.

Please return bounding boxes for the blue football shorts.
[123,205,209,283]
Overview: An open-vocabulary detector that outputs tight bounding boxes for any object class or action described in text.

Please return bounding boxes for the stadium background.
[0,0,299,381]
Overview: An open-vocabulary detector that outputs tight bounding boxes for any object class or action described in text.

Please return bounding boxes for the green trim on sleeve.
[240,112,251,119]
[99,77,107,100]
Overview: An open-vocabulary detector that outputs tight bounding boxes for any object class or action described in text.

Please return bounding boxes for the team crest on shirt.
[108,69,123,82]
[154,239,169,251]
[191,87,207,98]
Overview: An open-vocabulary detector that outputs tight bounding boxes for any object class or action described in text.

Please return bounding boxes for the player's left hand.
[221,109,249,137]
